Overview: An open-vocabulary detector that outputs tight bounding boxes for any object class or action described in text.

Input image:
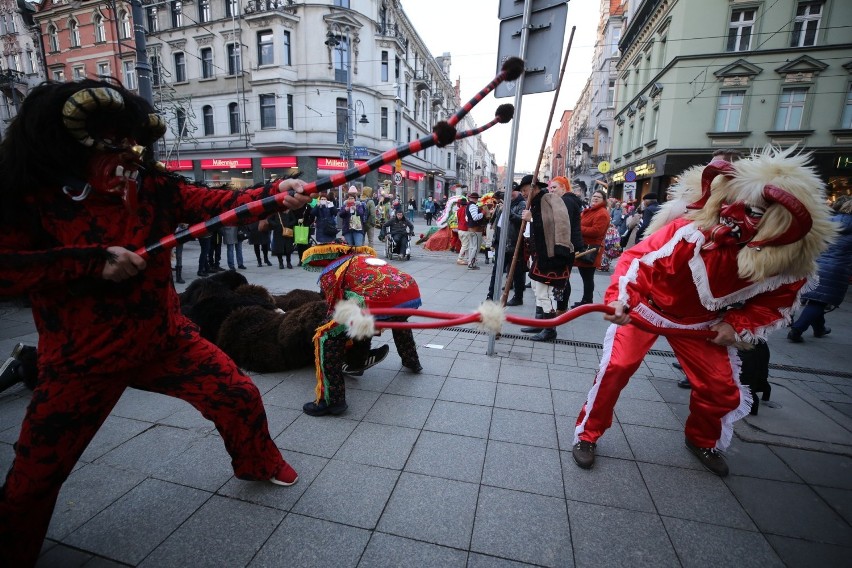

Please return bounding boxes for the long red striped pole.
[136,58,525,259]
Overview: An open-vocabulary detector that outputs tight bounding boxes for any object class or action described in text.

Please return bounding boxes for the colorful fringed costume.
[302,245,422,408]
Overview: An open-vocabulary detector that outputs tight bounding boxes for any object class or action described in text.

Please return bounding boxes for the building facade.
[0,0,45,140]
[609,0,852,202]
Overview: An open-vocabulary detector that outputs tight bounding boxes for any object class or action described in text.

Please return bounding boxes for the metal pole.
[129,0,153,107]
[346,30,355,188]
[487,0,533,355]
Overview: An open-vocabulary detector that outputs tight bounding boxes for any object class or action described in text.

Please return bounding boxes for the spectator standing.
[407,198,417,222]
[339,187,368,246]
[465,193,486,270]
[268,210,297,269]
[487,187,527,304]
[455,196,470,264]
[424,196,436,226]
[361,186,378,248]
[635,193,661,243]
[573,189,611,306]
[221,226,247,270]
[312,193,339,244]
[547,176,583,311]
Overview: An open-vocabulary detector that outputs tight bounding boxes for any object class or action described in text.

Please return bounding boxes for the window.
[171,1,183,27]
[260,94,276,129]
[607,79,615,106]
[842,84,852,129]
[48,25,59,52]
[287,94,294,129]
[145,8,158,33]
[150,56,161,86]
[727,8,755,52]
[651,106,659,141]
[176,108,187,136]
[336,97,347,143]
[257,30,274,66]
[73,66,85,80]
[52,68,65,81]
[225,0,238,18]
[198,0,211,23]
[381,107,388,137]
[282,31,291,66]
[119,10,131,39]
[227,43,241,75]
[447,152,451,170]
[394,56,400,80]
[95,14,107,41]
[229,102,240,134]
[332,36,349,83]
[611,27,621,56]
[69,20,80,47]
[97,62,110,77]
[202,105,214,135]
[173,52,186,82]
[10,54,21,72]
[774,87,807,130]
[123,60,137,89]
[0,15,7,35]
[381,51,388,82]
[407,127,411,142]
[25,49,35,74]
[714,90,745,132]
[791,2,822,47]
[200,47,213,78]
[334,0,350,7]
[5,14,14,33]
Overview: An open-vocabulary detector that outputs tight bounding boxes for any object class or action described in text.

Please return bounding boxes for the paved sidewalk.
[1,218,850,567]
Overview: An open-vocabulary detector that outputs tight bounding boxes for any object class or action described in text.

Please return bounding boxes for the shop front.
[200,157,253,188]
[812,151,852,204]
[260,156,299,182]
[164,159,194,181]
[317,157,368,204]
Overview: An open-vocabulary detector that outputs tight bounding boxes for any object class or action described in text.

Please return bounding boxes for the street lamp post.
[325,26,354,203]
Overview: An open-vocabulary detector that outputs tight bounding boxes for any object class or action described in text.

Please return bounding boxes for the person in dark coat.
[635,193,661,243]
[311,193,339,244]
[268,210,297,269]
[486,186,527,304]
[547,176,583,311]
[248,220,272,267]
[788,195,852,341]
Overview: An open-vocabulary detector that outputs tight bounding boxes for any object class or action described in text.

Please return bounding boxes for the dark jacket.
[496,194,526,252]
[561,192,584,251]
[268,210,296,255]
[383,215,414,237]
[311,203,338,243]
[803,212,852,306]
[636,201,661,242]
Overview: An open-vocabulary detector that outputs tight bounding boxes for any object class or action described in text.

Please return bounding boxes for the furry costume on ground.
[571,146,836,477]
[0,80,309,566]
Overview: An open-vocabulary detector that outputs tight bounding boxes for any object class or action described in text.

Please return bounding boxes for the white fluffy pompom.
[476,301,505,335]
[333,299,376,339]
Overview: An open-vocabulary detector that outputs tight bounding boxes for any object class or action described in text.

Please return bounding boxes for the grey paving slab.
[63,478,210,565]
[467,553,538,567]
[813,485,852,525]
[725,476,852,545]
[552,389,587,418]
[489,408,558,449]
[471,485,572,568]
[482,440,563,497]
[346,367,398,393]
[94,424,205,475]
[217,451,328,512]
[764,534,852,568]
[723,441,801,482]
[363,393,434,429]
[260,374,319,410]
[336,388,383,421]
[662,516,784,568]
[377,472,478,549]
[0,395,31,442]
[619,376,665,402]
[384,373,446,399]
[423,400,493,439]
[405,430,487,483]
[47,463,146,541]
[639,462,755,530]
[494,383,553,414]
[549,368,592,393]
[291,459,399,529]
[498,362,550,388]
[358,532,468,568]
[78,415,152,463]
[335,421,419,470]
[567,500,679,568]
[439,377,497,406]
[621,424,703,470]
[140,495,285,568]
[562,455,655,512]
[770,446,852,489]
[249,514,370,568]
[33,542,96,567]
[275,414,358,458]
[151,434,235,492]
[449,354,501,382]
[613,397,683,430]
[109,389,190,423]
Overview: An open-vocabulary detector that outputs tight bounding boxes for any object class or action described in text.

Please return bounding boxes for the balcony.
[376,23,408,49]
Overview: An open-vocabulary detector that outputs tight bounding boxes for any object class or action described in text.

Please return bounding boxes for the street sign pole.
[488,0,535,356]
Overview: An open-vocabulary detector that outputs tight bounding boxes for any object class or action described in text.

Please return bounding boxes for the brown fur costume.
[272,289,324,311]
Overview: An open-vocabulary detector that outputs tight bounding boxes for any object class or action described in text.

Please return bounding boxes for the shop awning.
[261,156,298,168]
[164,159,193,171]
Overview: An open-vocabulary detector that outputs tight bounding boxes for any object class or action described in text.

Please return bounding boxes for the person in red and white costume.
[571,147,836,476]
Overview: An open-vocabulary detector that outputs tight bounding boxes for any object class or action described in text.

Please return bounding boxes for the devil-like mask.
[702,201,765,250]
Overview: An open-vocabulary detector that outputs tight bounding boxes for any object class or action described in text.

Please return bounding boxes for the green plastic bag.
[294,224,310,245]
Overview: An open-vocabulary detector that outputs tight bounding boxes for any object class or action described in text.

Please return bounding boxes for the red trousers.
[574,322,749,450]
[0,332,285,567]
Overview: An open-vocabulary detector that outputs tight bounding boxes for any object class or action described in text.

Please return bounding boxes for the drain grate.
[442,326,852,379]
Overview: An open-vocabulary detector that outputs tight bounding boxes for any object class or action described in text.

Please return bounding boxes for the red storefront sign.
[377,165,426,181]
[164,159,193,171]
[378,164,393,174]
[408,172,425,181]
[317,157,367,170]
[201,157,252,170]
[261,156,298,168]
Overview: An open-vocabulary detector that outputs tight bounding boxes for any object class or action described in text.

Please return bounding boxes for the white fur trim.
[631,303,719,330]
[333,299,376,339]
[716,346,753,451]
[477,301,505,335]
[574,324,618,444]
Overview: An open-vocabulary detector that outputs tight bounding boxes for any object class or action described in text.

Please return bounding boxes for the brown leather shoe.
[685,439,729,477]
[572,441,596,469]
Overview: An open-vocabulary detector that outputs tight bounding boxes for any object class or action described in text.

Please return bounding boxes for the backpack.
[465,204,486,228]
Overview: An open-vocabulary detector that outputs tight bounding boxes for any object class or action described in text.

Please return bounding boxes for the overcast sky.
[400,0,599,174]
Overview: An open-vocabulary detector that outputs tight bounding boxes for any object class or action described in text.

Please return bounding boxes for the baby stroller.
[383,229,412,260]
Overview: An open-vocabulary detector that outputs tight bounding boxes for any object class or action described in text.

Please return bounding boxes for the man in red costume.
[571,147,835,476]
[0,80,311,566]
